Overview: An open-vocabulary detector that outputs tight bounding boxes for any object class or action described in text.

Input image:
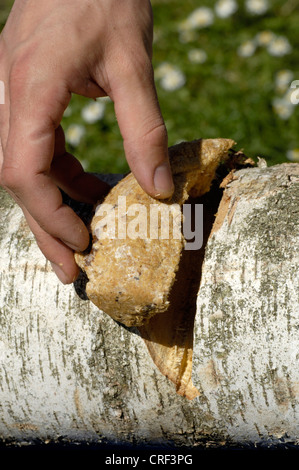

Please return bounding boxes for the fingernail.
[154,163,174,199]
[50,262,70,284]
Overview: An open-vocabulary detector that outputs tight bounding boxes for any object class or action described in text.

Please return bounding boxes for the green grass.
[1,0,298,174]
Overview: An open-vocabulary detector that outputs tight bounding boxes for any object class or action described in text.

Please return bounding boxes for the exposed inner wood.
[138,181,227,399]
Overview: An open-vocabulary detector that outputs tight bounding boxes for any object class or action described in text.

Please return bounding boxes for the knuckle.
[0,164,23,191]
[9,57,27,92]
[8,45,36,95]
[132,52,153,79]
[140,120,167,146]
[113,47,153,83]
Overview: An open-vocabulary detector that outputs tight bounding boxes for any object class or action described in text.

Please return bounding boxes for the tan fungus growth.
[75,138,235,327]
[75,137,237,399]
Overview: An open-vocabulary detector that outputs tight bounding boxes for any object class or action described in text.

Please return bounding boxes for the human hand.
[0,0,174,284]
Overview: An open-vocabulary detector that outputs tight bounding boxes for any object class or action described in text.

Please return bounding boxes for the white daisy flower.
[178,19,193,32]
[81,100,105,124]
[237,40,256,57]
[290,80,299,105]
[187,7,214,29]
[255,30,276,46]
[65,124,85,147]
[100,96,112,102]
[160,67,186,92]
[178,28,198,44]
[286,149,299,162]
[188,48,207,64]
[267,36,292,56]
[215,0,238,18]
[155,62,176,80]
[245,0,269,15]
[272,97,294,119]
[275,70,294,93]
[155,62,186,91]
[283,88,298,106]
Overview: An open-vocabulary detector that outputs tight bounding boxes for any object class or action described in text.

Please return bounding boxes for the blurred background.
[1,0,298,174]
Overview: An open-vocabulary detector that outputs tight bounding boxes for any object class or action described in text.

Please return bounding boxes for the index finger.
[107,54,174,199]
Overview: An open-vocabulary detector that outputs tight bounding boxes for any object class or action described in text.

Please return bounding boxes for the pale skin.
[0,0,174,284]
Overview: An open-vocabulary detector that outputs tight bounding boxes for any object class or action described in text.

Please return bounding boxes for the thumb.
[110,60,174,199]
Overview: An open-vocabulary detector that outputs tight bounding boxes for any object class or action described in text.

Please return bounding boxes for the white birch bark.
[0,162,298,448]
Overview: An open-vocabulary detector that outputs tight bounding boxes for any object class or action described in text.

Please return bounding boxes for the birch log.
[0,162,298,449]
